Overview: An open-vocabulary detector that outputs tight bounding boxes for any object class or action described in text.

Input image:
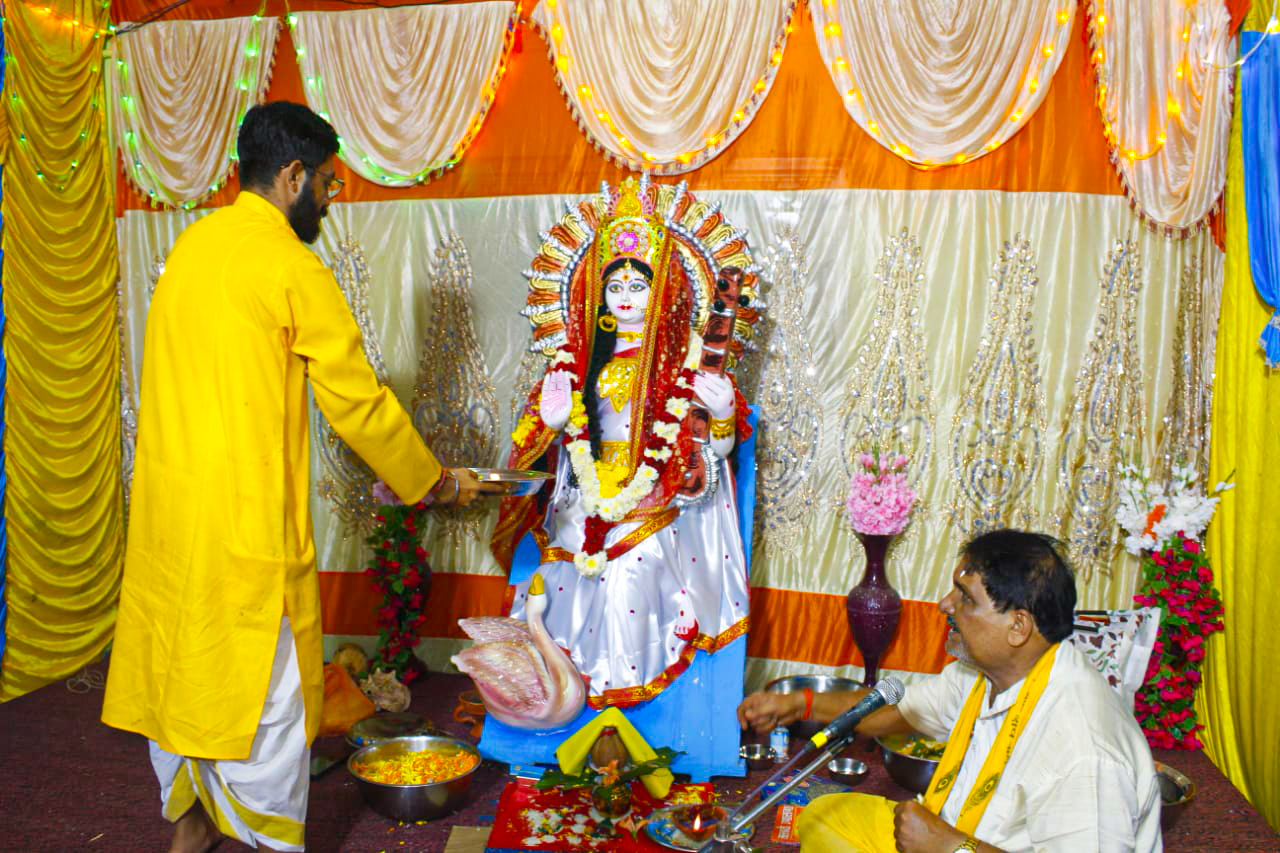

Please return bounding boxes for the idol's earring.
[598,315,617,333]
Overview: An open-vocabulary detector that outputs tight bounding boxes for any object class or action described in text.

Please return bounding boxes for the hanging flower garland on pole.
[1116,463,1232,749]
[363,484,433,683]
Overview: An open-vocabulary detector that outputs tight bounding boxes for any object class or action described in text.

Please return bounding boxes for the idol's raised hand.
[693,371,735,420]
[540,370,574,430]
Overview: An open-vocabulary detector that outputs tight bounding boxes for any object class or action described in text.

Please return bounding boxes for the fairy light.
[818,0,1071,167]
[287,4,519,186]
[543,0,798,172]
[114,9,271,207]
[1090,0,1196,165]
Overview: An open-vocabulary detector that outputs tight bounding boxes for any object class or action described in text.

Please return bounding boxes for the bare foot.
[169,801,220,853]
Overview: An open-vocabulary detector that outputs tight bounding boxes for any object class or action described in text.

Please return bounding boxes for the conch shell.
[360,668,411,713]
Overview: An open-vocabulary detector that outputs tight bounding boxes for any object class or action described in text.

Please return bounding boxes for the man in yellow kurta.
[102,102,494,853]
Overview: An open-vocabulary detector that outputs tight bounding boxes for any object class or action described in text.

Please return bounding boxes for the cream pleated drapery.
[1087,0,1234,230]
[531,0,798,173]
[289,3,518,186]
[116,187,1221,686]
[809,0,1075,166]
[106,15,280,209]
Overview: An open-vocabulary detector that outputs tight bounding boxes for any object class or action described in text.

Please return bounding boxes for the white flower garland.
[545,342,697,576]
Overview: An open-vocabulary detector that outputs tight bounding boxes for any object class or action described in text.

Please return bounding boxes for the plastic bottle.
[770,725,789,763]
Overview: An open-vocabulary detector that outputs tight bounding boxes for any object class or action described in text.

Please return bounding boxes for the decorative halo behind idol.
[499,177,763,574]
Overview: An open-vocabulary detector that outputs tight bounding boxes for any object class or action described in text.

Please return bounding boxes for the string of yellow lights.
[287,4,519,185]
[542,0,797,172]
[814,0,1073,168]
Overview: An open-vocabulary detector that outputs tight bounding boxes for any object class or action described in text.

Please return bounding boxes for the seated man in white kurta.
[738,529,1162,853]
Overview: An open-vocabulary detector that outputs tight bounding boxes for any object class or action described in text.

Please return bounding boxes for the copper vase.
[845,533,902,687]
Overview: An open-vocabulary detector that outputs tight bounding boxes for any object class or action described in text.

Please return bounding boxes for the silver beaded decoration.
[313,234,387,537]
[1056,239,1146,581]
[750,227,822,553]
[837,228,935,507]
[413,233,500,544]
[949,235,1046,536]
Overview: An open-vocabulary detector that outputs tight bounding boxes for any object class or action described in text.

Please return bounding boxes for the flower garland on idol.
[1116,462,1231,749]
[551,339,701,578]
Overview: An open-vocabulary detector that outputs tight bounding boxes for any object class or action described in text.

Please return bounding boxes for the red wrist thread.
[801,687,815,721]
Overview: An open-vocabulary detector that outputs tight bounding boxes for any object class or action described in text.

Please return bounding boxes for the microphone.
[809,676,906,748]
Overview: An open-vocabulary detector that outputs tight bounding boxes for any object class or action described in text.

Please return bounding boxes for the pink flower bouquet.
[846,452,918,536]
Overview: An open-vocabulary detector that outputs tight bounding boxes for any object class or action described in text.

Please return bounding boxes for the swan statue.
[451,572,587,730]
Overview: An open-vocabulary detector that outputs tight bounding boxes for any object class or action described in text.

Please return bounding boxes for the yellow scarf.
[921,644,1060,835]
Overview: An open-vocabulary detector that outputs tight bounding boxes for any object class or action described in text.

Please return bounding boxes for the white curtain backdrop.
[289,3,517,186]
[1086,0,1234,230]
[117,188,1221,683]
[530,0,797,173]
[106,15,280,209]
[809,0,1075,166]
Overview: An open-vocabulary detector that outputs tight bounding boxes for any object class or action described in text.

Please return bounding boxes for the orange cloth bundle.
[318,662,375,737]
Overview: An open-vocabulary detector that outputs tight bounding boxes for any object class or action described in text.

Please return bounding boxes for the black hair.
[237,101,340,190]
[960,529,1077,643]
[603,257,654,282]
[580,260,655,459]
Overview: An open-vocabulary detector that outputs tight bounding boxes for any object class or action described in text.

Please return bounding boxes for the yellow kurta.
[102,191,441,760]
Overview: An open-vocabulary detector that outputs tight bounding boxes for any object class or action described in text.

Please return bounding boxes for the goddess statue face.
[603,263,652,325]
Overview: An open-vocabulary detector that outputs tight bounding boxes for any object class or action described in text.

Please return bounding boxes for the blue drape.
[1242,29,1280,367]
[0,19,9,671]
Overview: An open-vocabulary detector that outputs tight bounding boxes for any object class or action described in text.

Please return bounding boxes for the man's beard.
[945,623,975,665]
[287,184,324,244]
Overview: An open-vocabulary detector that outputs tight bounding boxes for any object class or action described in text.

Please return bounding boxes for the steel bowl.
[1156,761,1196,831]
[877,734,943,795]
[763,674,861,741]
[826,756,868,786]
[347,734,481,822]
[739,743,775,771]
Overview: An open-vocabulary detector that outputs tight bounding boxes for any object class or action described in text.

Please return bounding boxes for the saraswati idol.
[485,176,762,777]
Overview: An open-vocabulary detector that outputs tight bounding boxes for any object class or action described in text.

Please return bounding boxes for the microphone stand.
[696,730,858,853]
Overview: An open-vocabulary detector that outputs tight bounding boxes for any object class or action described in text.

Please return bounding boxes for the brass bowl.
[347,735,481,822]
[877,734,943,795]
[763,674,861,741]
[1156,762,1196,831]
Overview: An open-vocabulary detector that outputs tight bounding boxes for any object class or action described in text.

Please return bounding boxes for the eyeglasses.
[304,165,344,200]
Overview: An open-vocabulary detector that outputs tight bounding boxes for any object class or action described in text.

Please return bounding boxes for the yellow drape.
[0,0,123,700]
[1200,0,1280,831]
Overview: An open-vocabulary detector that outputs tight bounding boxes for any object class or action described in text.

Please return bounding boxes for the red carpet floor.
[1,662,1275,852]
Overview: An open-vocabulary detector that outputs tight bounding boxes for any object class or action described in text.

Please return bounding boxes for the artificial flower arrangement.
[362,483,433,683]
[846,451,919,536]
[1116,462,1231,749]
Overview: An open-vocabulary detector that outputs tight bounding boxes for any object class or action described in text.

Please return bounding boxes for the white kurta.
[899,643,1163,852]
[509,396,749,704]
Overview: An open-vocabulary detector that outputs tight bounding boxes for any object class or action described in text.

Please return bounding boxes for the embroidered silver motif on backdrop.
[510,345,551,431]
[1153,253,1210,485]
[749,227,822,553]
[837,228,935,511]
[1057,240,1146,581]
[313,235,388,536]
[120,254,166,518]
[949,236,1046,536]
[413,233,499,544]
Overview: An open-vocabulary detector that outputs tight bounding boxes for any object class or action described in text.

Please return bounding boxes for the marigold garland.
[1132,531,1224,750]
[362,501,432,683]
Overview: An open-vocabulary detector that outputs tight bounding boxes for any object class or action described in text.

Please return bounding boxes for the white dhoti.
[149,616,309,851]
